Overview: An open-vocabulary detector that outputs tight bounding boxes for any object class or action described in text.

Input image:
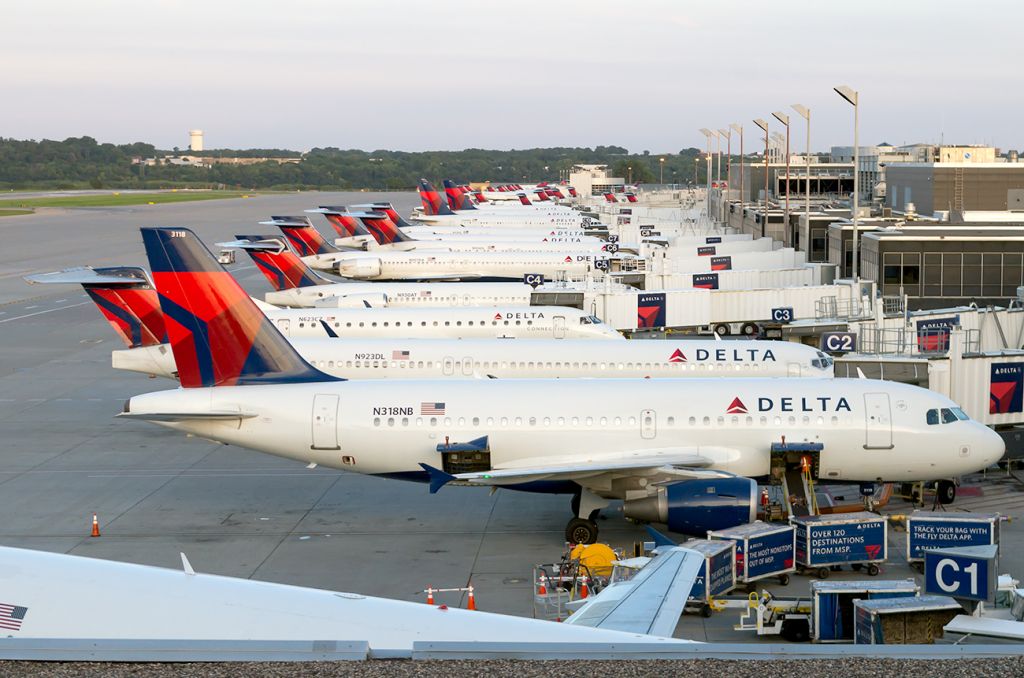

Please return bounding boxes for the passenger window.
[702,416,710,426]
[500,417,508,426]
[472,417,479,426]
[387,417,395,427]
[667,416,675,426]
[689,417,696,426]
[613,417,622,426]
[402,418,409,427]
[373,417,381,427]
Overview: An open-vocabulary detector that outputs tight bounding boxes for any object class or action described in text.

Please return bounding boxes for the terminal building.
[567,164,625,197]
[886,162,1024,215]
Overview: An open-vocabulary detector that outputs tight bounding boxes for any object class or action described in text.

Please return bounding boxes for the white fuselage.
[358,239,615,255]
[265,281,536,308]
[112,338,833,381]
[320,251,605,281]
[411,213,584,228]
[264,305,623,340]
[126,378,1004,493]
[401,226,594,239]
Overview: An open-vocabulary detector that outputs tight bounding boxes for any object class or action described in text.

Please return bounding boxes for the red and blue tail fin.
[533,189,549,202]
[604,192,618,203]
[418,179,454,216]
[443,179,476,210]
[625,192,638,203]
[141,227,336,388]
[365,202,417,230]
[261,216,339,256]
[25,266,167,348]
[352,211,413,244]
[567,186,578,198]
[517,193,531,206]
[307,207,372,238]
[231,235,328,290]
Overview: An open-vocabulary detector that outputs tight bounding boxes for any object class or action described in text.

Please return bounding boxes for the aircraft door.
[443,357,455,376]
[641,409,656,439]
[553,315,567,339]
[863,393,893,449]
[788,363,802,377]
[311,394,340,450]
[276,318,291,335]
[462,356,474,376]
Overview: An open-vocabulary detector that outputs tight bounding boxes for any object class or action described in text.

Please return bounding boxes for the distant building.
[189,129,204,153]
[567,164,625,196]
[886,163,1024,215]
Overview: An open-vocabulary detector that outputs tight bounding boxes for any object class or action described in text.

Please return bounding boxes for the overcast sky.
[4,0,1019,153]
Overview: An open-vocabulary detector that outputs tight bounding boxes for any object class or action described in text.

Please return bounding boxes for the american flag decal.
[0,603,27,631]
[421,402,446,415]
[393,350,410,360]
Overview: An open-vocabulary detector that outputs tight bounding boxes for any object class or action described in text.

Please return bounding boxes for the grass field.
[0,191,258,209]
[0,208,34,217]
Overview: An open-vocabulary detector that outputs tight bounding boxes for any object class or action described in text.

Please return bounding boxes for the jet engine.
[335,256,381,279]
[622,477,757,535]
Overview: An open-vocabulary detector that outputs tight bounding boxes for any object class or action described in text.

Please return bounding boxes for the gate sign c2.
[821,332,856,353]
[771,307,794,323]
[924,545,997,602]
[990,362,1024,414]
[523,273,545,288]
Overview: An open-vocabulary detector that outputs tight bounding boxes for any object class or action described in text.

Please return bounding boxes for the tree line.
[0,136,708,191]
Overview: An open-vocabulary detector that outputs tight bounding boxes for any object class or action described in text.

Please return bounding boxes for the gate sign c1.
[523,273,545,288]
[771,307,794,323]
[924,545,997,602]
[821,332,856,354]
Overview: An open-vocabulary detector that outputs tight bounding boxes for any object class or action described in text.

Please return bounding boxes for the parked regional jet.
[122,228,1003,543]
[226,235,537,308]
[315,204,597,243]
[414,180,584,227]
[0,545,698,655]
[113,336,833,381]
[268,216,614,277]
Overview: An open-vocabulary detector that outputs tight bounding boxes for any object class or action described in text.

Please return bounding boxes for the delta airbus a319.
[122,228,1004,543]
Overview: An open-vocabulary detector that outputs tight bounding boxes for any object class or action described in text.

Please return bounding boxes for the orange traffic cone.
[90,513,100,538]
[579,577,589,599]
[466,585,477,611]
[426,587,435,605]
[537,572,547,595]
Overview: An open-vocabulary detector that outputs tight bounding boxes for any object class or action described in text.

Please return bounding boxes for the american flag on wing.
[419,290,432,297]
[393,350,410,360]
[421,402,446,415]
[0,603,27,631]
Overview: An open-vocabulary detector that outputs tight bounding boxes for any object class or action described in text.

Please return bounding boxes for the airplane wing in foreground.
[562,546,703,637]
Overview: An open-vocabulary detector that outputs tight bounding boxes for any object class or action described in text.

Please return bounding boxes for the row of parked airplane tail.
[27,222,1002,545]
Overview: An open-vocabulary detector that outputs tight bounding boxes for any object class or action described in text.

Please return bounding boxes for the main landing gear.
[566,489,609,545]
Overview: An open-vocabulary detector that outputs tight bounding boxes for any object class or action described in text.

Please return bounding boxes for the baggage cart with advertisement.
[906,511,1000,571]
[791,511,887,578]
[708,521,796,589]
[681,538,736,617]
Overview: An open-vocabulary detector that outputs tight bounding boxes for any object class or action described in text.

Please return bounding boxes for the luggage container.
[681,538,736,617]
[811,579,919,643]
[708,521,796,589]
[906,511,1000,569]
[853,595,962,644]
[791,512,887,578]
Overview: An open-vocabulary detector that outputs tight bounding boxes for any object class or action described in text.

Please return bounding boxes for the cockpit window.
[927,407,970,425]
[811,352,834,370]
[579,315,602,325]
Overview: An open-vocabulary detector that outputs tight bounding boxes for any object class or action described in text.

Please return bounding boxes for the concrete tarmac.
[1,192,1024,642]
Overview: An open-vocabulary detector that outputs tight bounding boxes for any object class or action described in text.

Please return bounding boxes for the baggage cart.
[708,521,795,588]
[681,538,736,616]
[853,595,962,644]
[791,511,887,578]
[811,579,919,643]
[906,511,1000,570]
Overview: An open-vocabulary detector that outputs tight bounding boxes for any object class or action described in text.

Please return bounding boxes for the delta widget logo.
[668,349,687,363]
[726,397,748,414]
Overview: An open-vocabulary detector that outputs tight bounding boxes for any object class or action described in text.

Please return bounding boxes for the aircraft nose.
[980,425,1006,466]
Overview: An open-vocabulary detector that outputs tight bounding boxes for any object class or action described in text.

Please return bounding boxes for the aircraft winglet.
[419,463,455,494]
[180,552,195,576]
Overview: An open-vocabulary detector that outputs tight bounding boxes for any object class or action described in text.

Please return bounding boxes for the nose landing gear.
[936,479,957,505]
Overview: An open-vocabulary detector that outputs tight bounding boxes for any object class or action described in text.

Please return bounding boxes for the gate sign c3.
[771,307,794,323]
[821,332,856,354]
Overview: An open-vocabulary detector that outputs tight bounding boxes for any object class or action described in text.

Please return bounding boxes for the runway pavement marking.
[23,306,37,310]
[0,301,91,323]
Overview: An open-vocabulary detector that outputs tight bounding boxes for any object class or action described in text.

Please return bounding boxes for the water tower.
[189,129,204,153]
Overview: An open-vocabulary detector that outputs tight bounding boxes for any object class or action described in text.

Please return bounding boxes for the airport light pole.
[834,85,860,279]
[659,157,665,185]
[718,128,732,225]
[753,119,769,238]
[772,111,791,247]
[792,104,811,256]
[627,165,632,185]
[730,123,743,223]
[713,131,722,183]
[699,128,714,217]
